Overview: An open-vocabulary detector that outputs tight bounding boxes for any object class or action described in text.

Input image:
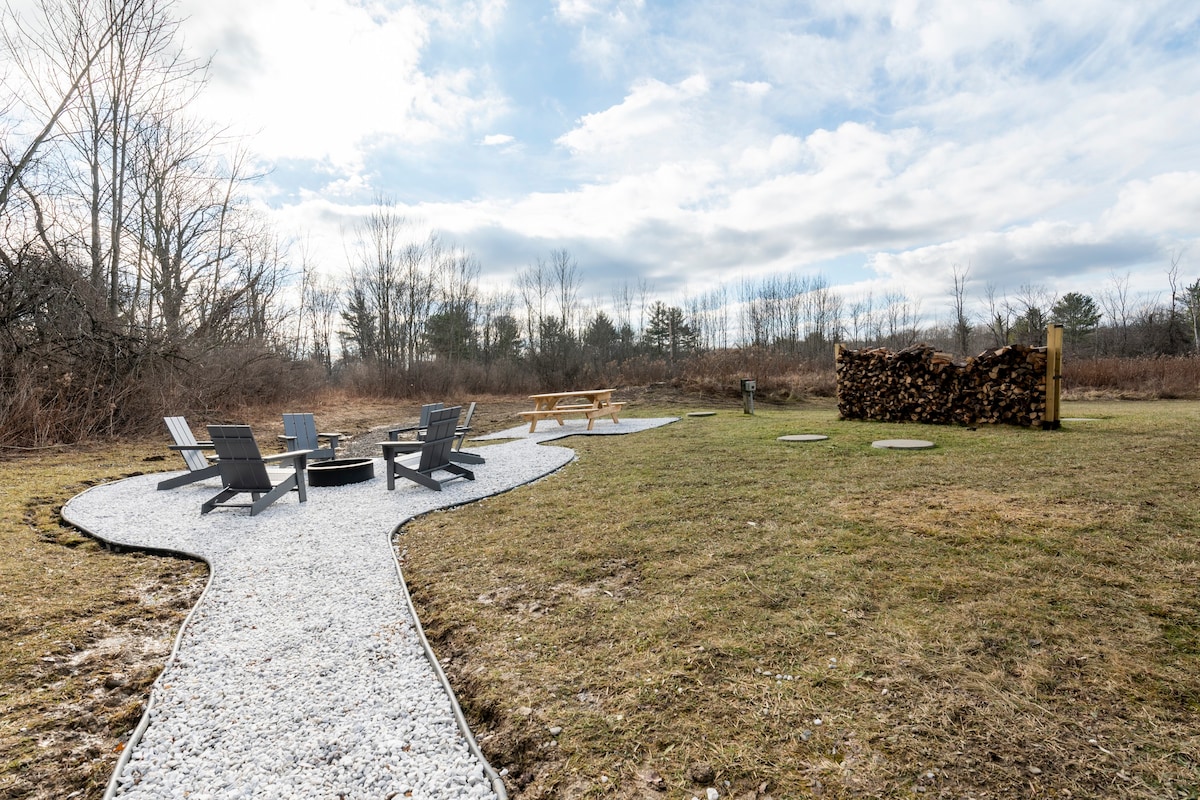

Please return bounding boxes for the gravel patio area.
[62,417,677,800]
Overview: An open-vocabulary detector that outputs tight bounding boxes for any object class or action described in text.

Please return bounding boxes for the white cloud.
[858,196,1193,313]
[732,80,772,98]
[554,0,643,25]
[428,0,508,33]
[554,0,602,24]
[156,0,1198,312]
[177,0,505,174]
[555,74,710,165]
[554,0,646,75]
[1102,172,1200,237]
[733,134,804,176]
[887,0,1033,65]
[867,223,1096,284]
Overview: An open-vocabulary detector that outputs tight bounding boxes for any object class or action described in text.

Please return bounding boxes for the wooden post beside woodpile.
[836,344,1049,427]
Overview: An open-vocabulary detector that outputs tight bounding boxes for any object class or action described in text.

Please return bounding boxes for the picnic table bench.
[519,389,626,432]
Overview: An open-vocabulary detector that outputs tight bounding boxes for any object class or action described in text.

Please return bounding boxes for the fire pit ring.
[307,458,375,487]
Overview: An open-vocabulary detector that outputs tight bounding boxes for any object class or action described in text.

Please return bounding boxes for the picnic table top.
[528,389,615,400]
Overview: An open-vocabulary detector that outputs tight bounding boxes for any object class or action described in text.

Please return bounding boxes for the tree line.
[330,229,1200,391]
[2,0,308,444]
[3,0,1199,447]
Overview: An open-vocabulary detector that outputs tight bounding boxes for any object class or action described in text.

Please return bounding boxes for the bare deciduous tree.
[1185,277,1200,355]
[398,234,437,369]
[983,283,1011,348]
[1163,251,1192,354]
[846,292,874,348]
[134,115,234,337]
[881,290,921,348]
[304,273,341,371]
[518,258,550,357]
[950,263,972,356]
[549,247,580,336]
[1,0,151,233]
[72,0,203,314]
[1099,271,1132,355]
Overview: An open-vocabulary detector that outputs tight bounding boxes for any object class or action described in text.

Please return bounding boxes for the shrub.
[1064,356,1200,399]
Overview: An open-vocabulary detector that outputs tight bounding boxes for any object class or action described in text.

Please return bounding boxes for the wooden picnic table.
[519,389,626,432]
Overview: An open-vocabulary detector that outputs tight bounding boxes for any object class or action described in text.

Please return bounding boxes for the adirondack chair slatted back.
[165,416,209,472]
[419,402,445,428]
[208,425,273,491]
[386,402,448,442]
[282,412,338,459]
[417,406,461,473]
[282,413,322,451]
[453,401,476,450]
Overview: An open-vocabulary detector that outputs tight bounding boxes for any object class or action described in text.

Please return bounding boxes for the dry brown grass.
[0,443,208,800]
[3,393,1198,799]
[673,349,838,402]
[402,398,1200,799]
[1064,357,1200,399]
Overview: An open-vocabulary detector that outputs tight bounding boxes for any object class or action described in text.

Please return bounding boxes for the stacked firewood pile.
[836,344,1049,427]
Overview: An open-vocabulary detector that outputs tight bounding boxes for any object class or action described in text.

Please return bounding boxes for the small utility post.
[741,378,756,415]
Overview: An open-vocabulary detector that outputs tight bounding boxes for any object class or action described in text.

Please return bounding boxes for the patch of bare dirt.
[0,566,206,800]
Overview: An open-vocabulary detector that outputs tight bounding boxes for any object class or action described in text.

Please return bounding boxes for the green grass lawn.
[402,399,1200,799]
[2,398,1197,800]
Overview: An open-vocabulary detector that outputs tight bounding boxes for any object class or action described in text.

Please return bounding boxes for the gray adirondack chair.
[387,401,481,464]
[387,402,444,441]
[201,425,310,516]
[452,401,477,451]
[158,416,221,490]
[379,406,475,491]
[280,413,340,461]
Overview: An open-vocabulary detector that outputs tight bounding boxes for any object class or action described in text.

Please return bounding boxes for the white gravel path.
[62,417,677,800]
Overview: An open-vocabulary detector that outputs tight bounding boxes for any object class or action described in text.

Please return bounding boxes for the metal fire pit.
[307,458,375,487]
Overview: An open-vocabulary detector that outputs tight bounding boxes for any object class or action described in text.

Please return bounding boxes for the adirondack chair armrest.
[380,440,422,455]
[278,434,298,446]
[386,424,420,440]
[263,449,311,466]
[169,443,213,451]
[317,432,342,448]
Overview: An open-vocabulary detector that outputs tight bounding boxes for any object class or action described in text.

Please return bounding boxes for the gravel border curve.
[62,417,677,800]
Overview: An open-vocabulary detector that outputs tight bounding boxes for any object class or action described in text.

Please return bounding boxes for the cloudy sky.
[173,0,1200,319]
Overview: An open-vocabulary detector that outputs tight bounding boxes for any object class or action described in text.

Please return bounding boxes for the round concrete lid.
[777,434,829,442]
[872,439,935,450]
[686,411,718,417]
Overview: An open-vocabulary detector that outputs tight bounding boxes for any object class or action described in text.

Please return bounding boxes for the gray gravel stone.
[64,417,677,799]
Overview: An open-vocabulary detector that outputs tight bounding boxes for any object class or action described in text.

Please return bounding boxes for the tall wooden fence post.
[834,343,844,405]
[1043,324,1063,429]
